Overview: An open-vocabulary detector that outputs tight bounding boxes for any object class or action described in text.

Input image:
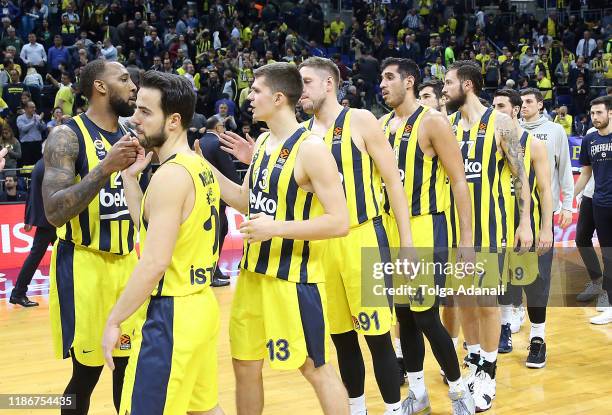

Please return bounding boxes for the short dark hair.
[590,95,612,111]
[206,116,220,130]
[381,57,421,92]
[449,60,483,95]
[494,88,522,108]
[79,59,107,100]
[519,87,544,102]
[253,62,303,107]
[418,79,443,99]
[298,57,340,88]
[140,71,196,129]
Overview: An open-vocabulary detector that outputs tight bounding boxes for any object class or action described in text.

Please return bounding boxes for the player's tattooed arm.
[496,114,533,251]
[42,125,112,227]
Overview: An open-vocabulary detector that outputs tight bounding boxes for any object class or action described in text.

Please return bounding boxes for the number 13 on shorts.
[266,339,290,361]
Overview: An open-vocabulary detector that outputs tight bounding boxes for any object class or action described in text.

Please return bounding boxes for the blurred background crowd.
[0,0,610,194]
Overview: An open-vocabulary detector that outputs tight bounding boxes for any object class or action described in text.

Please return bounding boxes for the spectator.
[0,124,20,171]
[554,106,573,136]
[431,56,446,81]
[51,71,74,116]
[214,102,237,131]
[2,69,27,115]
[571,75,591,116]
[24,67,43,90]
[520,48,537,78]
[16,100,45,165]
[399,34,421,62]
[576,30,596,61]
[536,70,553,111]
[46,106,65,133]
[0,26,23,54]
[0,174,27,201]
[46,35,69,76]
[188,111,207,148]
[98,37,118,61]
[555,54,571,87]
[20,33,46,75]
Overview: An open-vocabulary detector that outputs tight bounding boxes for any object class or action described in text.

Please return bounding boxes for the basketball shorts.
[49,239,143,367]
[120,289,220,414]
[324,216,394,335]
[448,246,509,293]
[230,269,329,370]
[386,212,449,312]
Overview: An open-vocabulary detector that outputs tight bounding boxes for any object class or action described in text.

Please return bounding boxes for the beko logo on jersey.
[100,188,127,208]
[464,159,482,179]
[249,191,277,214]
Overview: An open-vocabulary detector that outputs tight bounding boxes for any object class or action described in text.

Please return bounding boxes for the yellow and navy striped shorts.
[230,269,329,370]
[49,239,142,366]
[120,289,220,414]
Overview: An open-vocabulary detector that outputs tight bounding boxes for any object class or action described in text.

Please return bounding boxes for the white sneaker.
[596,292,609,312]
[462,354,480,393]
[510,306,526,333]
[401,389,431,415]
[449,389,476,415]
[590,308,612,325]
[472,368,496,412]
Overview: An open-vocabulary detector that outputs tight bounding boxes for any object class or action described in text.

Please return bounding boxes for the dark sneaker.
[525,337,546,368]
[498,323,513,353]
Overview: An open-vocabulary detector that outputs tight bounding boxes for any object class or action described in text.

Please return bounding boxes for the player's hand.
[24,224,33,232]
[397,246,419,281]
[536,227,553,256]
[514,222,533,255]
[219,131,255,164]
[102,321,120,370]
[558,209,572,229]
[239,212,276,242]
[0,147,7,171]
[124,140,153,178]
[100,134,139,174]
[456,240,476,277]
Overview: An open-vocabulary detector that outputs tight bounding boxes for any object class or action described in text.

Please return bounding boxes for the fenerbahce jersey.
[380,105,449,217]
[57,114,135,255]
[241,127,325,283]
[306,108,383,228]
[448,108,511,249]
[141,153,221,297]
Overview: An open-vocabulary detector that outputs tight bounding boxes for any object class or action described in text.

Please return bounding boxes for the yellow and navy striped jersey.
[140,153,221,297]
[380,105,449,217]
[241,127,326,283]
[306,108,382,227]
[448,108,511,249]
[57,114,135,255]
[503,131,541,241]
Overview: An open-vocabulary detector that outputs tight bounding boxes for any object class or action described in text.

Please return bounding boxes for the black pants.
[593,204,612,306]
[219,204,229,253]
[576,196,603,281]
[11,226,56,297]
[20,141,43,166]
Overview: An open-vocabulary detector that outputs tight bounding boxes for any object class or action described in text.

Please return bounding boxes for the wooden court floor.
[1,250,612,414]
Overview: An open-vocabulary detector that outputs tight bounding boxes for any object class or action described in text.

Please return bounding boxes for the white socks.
[349,395,366,415]
[384,401,402,414]
[501,305,512,325]
[530,322,545,341]
[448,376,467,394]
[481,349,498,364]
[395,337,403,358]
[407,370,426,398]
[466,343,481,356]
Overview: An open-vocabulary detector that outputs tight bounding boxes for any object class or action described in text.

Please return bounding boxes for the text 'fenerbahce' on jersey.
[241,127,326,284]
[57,114,135,255]
[448,107,511,248]
[306,107,383,227]
[502,131,541,242]
[140,153,221,297]
[380,105,449,217]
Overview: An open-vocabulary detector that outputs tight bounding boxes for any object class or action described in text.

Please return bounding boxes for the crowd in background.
[0,0,610,194]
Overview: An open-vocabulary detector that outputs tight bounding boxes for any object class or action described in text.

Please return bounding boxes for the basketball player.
[299,57,413,415]
[379,57,475,415]
[418,79,447,115]
[42,60,140,414]
[442,61,533,412]
[492,88,553,368]
[206,62,351,415]
[101,72,224,414]
[417,79,462,349]
[574,95,612,325]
